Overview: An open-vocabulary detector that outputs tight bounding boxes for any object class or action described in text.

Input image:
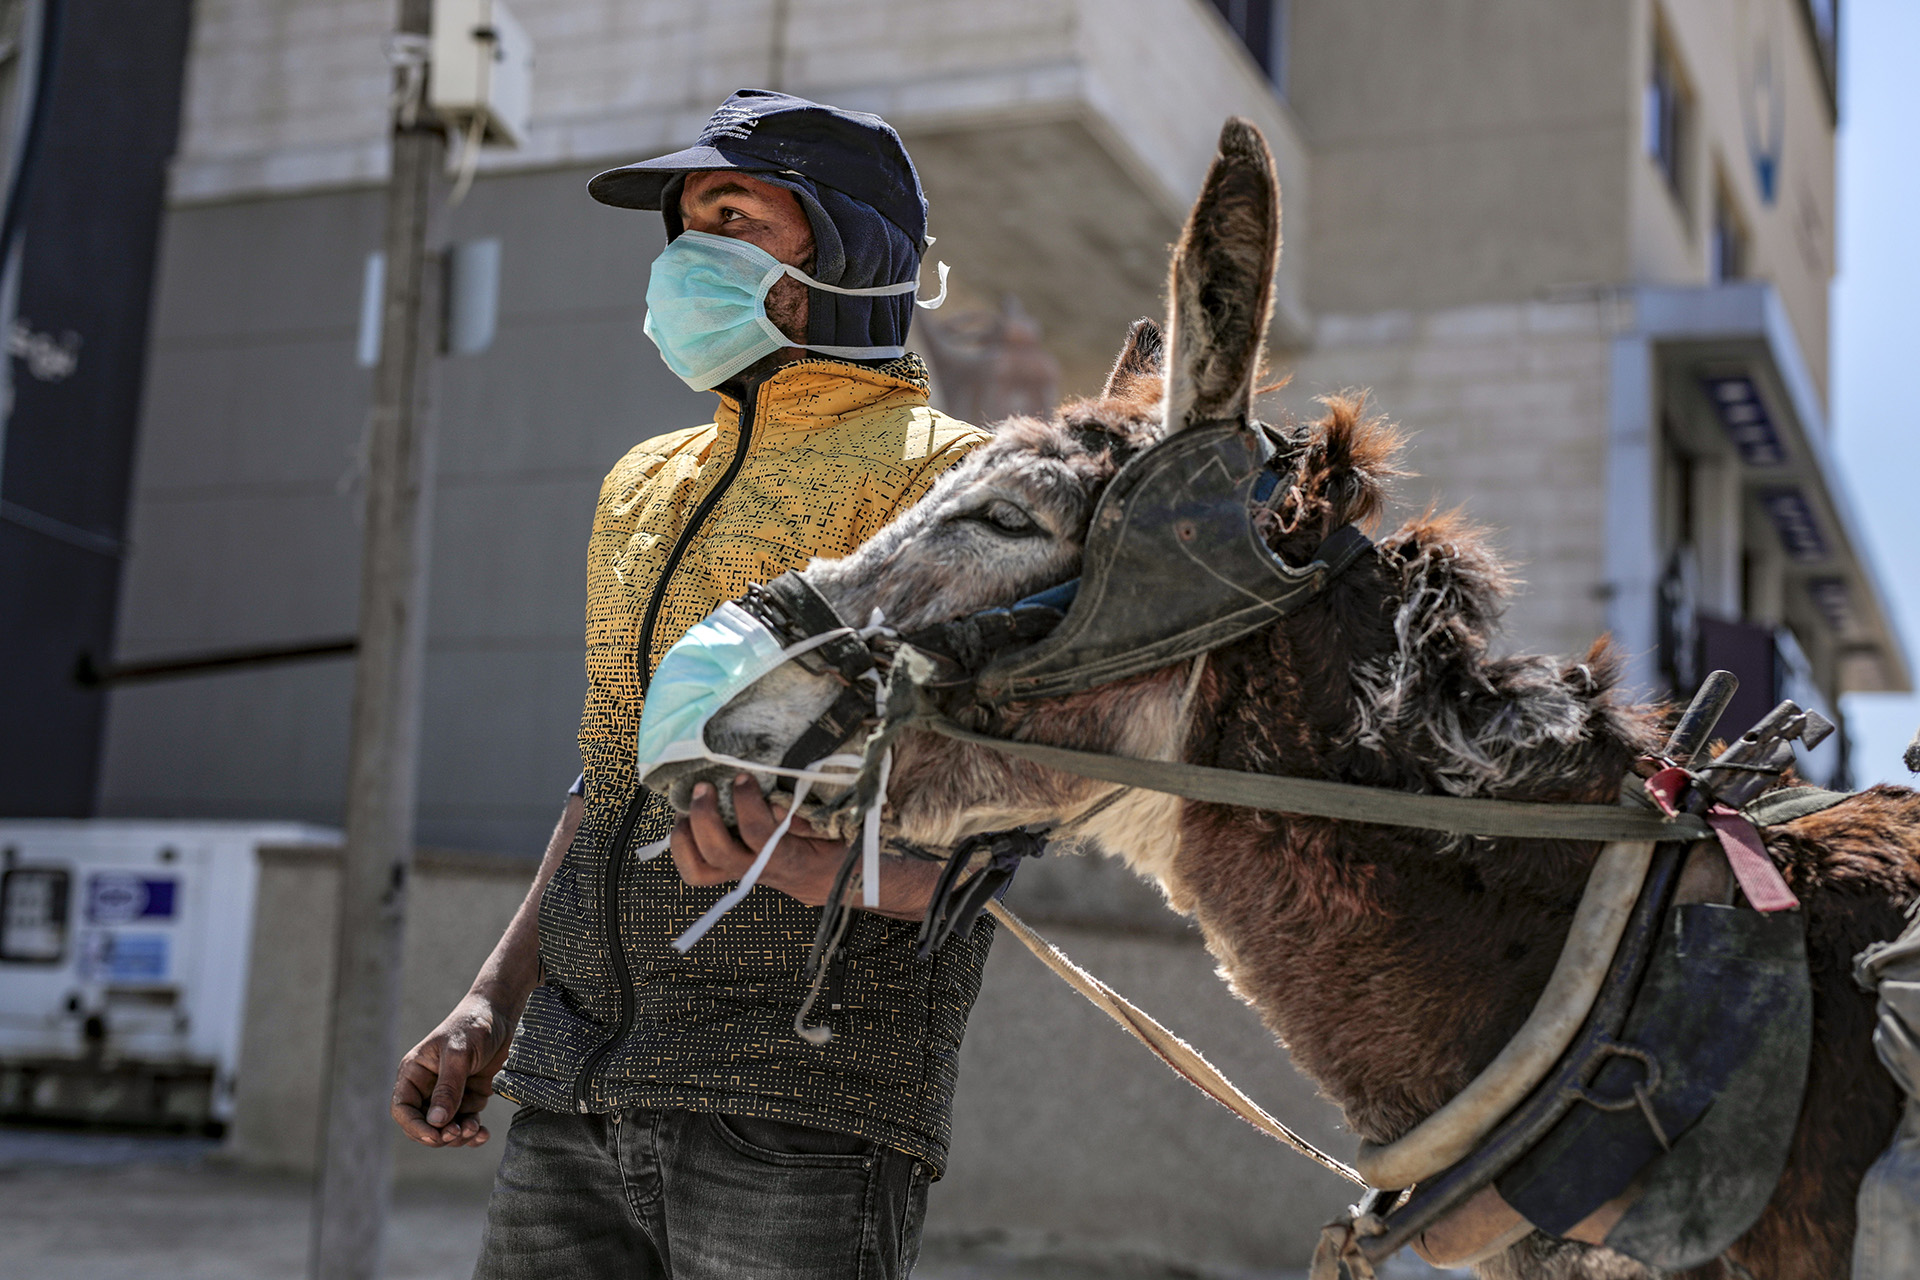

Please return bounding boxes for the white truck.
[0,820,336,1133]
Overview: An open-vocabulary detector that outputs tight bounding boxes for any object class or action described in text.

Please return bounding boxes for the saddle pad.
[1493,902,1810,1267]
[1602,905,1811,1269]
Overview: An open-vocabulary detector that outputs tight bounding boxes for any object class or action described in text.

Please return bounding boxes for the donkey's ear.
[1164,118,1279,434]
[1101,318,1164,400]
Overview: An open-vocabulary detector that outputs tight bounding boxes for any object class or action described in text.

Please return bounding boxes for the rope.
[984,898,1364,1186]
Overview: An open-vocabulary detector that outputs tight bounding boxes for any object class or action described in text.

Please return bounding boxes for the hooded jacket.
[496,354,994,1171]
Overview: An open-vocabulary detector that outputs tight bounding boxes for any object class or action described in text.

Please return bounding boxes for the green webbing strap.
[921,717,1719,844]
[1739,785,1852,828]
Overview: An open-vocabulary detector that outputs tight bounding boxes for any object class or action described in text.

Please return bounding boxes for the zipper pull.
[824,953,848,1013]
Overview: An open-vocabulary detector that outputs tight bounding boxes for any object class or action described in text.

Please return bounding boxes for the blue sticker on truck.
[86,874,177,923]
[79,930,171,983]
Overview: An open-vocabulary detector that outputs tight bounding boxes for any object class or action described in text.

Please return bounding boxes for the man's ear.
[1163,118,1280,434]
[1101,318,1165,400]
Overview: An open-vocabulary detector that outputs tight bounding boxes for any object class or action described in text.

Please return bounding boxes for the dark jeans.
[472,1105,930,1279]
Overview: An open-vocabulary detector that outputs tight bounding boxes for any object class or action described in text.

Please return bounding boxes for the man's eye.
[972,501,1041,537]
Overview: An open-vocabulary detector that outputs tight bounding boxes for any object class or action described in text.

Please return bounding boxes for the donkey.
[649,121,1920,1279]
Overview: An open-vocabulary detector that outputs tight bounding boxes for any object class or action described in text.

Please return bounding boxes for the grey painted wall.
[99,166,709,854]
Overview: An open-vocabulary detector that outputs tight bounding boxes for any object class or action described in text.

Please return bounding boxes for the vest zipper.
[572,384,761,1113]
[573,788,645,1112]
[635,387,761,697]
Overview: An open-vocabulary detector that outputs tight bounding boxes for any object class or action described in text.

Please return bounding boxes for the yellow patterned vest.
[497,355,996,1172]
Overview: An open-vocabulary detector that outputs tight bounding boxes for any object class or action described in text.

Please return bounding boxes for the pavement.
[0,1128,1464,1279]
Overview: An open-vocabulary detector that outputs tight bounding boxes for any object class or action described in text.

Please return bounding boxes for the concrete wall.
[172,0,1310,226]
[1628,0,1836,397]
[1286,0,1636,317]
[1283,0,1834,398]
[229,844,535,1185]
[230,843,1354,1270]
[939,913,1354,1270]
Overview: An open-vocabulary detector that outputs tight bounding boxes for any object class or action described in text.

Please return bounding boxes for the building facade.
[1271,0,1892,783]
[0,0,1900,1270]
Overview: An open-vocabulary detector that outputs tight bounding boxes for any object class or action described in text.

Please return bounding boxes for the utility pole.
[310,1,443,1276]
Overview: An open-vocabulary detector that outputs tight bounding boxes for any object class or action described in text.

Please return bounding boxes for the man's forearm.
[469,794,583,1017]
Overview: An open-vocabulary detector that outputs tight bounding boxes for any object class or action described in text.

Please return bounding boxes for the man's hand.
[391,991,517,1148]
[671,775,941,919]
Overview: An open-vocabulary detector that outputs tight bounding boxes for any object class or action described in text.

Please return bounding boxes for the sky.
[1832,0,1920,787]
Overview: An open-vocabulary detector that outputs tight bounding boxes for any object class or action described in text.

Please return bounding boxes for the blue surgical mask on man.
[643,230,947,390]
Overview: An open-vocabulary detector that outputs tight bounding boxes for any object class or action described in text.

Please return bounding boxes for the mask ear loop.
[915,261,949,309]
[775,259,949,309]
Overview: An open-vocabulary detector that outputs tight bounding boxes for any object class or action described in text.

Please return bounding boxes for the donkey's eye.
[970,500,1041,537]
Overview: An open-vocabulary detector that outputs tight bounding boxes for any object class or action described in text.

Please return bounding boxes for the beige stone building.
[1270,0,1894,775]
[28,0,1901,1272]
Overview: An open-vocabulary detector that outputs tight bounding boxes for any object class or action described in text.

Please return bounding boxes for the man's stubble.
[765,262,809,345]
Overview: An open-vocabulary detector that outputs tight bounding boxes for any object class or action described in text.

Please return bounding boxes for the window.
[1645,29,1690,202]
[1800,0,1839,113]
[1709,178,1747,282]
[1804,0,1838,50]
[1,866,71,963]
[1657,430,1701,693]
[1207,0,1288,96]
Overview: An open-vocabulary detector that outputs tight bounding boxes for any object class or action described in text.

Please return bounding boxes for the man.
[389,90,994,1278]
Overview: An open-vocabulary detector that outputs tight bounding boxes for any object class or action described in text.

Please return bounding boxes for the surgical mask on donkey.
[634,599,899,950]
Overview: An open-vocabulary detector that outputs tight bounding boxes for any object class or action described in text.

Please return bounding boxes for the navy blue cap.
[588,89,929,246]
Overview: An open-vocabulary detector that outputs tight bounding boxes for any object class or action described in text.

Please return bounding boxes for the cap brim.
[588,145,787,210]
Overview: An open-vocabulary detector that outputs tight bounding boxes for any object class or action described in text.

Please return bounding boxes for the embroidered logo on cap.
[699,104,759,144]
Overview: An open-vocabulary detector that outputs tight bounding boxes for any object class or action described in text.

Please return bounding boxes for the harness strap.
[983,898,1365,1187]
[780,683,874,772]
[745,572,875,683]
[1740,785,1850,827]
[919,716,1715,844]
[1356,840,1657,1188]
[899,600,1066,676]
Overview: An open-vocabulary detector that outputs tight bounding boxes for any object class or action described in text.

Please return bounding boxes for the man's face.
[679,170,814,346]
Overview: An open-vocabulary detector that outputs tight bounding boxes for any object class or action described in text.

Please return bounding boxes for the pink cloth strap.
[1644,765,1801,912]
[1706,807,1801,912]
[1645,767,1691,818]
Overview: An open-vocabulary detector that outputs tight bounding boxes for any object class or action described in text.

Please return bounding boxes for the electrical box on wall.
[429,0,533,148]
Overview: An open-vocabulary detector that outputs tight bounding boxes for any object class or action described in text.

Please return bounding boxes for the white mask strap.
[861,748,892,907]
[780,259,949,309]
